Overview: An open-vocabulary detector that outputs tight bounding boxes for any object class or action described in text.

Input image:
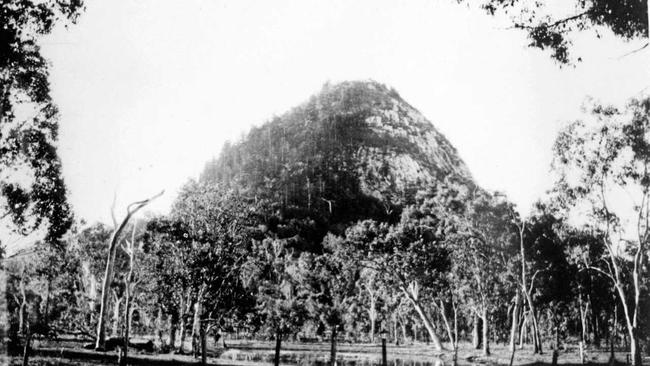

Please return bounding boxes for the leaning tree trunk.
[402,287,444,351]
[95,192,162,350]
[437,300,454,349]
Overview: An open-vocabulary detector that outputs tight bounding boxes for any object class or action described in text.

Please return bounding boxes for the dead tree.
[95,191,163,350]
[120,222,142,366]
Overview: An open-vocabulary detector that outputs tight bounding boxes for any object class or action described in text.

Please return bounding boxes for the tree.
[447,190,518,356]
[356,267,382,343]
[461,0,648,64]
[552,97,650,366]
[95,192,162,350]
[143,217,193,353]
[300,234,360,366]
[1,0,84,244]
[340,189,452,351]
[242,235,308,366]
[170,180,258,364]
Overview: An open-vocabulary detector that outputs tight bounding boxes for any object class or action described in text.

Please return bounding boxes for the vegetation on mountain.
[4,82,649,366]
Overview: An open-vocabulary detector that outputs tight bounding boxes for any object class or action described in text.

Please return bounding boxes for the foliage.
[552,96,650,364]
[463,0,648,64]
[0,0,84,244]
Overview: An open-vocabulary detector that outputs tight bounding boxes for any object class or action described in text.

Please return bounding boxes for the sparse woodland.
[1,1,649,366]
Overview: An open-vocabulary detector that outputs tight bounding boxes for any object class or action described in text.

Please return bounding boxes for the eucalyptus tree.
[241,235,309,366]
[299,234,360,366]
[440,187,519,357]
[95,192,162,350]
[143,217,193,352]
[552,97,650,366]
[460,0,648,65]
[340,189,451,351]
[356,267,383,342]
[170,180,259,364]
[1,0,84,244]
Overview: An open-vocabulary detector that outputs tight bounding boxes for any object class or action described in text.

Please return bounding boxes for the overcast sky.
[41,0,649,225]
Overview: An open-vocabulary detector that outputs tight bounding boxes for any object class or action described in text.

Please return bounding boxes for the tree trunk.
[406,294,443,351]
[43,276,52,331]
[452,302,459,366]
[591,300,601,348]
[368,291,377,343]
[191,300,202,358]
[112,294,122,337]
[95,192,161,350]
[21,327,31,366]
[18,270,27,336]
[200,324,207,366]
[509,292,520,366]
[330,326,337,366]
[393,314,399,346]
[121,283,133,365]
[168,314,177,350]
[509,292,520,352]
[518,312,528,349]
[274,331,282,366]
[629,329,641,366]
[412,322,418,343]
[472,313,480,349]
[517,221,542,354]
[526,296,543,354]
[551,320,559,366]
[400,320,408,345]
[95,235,120,350]
[178,294,187,354]
[178,317,186,354]
[438,301,454,349]
[482,307,490,356]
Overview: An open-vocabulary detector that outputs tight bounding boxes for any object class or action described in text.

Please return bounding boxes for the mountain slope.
[201,80,473,227]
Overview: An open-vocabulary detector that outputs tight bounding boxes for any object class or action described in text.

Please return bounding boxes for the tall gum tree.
[340,191,452,352]
[1,0,84,245]
[458,0,648,65]
[552,97,650,366]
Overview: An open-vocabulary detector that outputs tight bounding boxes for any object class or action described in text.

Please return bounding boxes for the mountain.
[200,80,473,230]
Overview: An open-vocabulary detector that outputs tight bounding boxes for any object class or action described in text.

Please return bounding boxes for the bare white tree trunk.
[95,191,162,350]
[401,283,444,351]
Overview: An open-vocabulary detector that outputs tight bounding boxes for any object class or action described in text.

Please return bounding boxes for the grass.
[4,339,643,366]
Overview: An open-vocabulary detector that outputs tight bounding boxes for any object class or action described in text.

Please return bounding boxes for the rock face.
[201,80,473,225]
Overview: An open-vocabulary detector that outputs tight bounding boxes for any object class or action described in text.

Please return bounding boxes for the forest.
[1,1,649,366]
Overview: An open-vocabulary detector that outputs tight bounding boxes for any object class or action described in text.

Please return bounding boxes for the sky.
[39,0,649,226]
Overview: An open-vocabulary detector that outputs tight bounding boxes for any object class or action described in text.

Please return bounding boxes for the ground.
[4,339,645,366]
